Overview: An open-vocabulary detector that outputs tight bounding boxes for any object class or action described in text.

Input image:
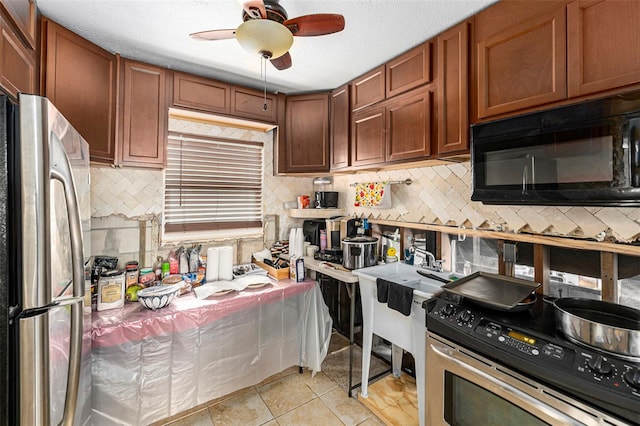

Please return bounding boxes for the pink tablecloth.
[92,278,315,348]
[90,278,332,426]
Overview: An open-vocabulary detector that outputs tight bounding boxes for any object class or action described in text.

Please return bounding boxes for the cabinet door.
[283,93,329,172]
[351,106,385,167]
[476,6,567,119]
[0,0,35,49]
[386,41,431,98]
[0,18,35,100]
[437,21,469,155]
[43,20,117,163]
[386,89,431,162]
[351,65,385,111]
[330,84,350,170]
[231,86,277,123]
[568,0,640,97]
[119,59,167,168]
[172,72,230,114]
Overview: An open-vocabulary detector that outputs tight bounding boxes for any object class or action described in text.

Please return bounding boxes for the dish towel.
[376,278,413,316]
[354,181,391,208]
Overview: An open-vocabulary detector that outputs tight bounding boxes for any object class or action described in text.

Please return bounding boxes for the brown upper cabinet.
[0,0,36,49]
[351,86,433,168]
[351,65,385,112]
[173,71,277,123]
[118,59,167,168]
[330,84,350,171]
[0,15,35,100]
[351,105,386,167]
[437,20,470,155]
[42,19,118,163]
[386,42,431,98]
[475,2,567,119]
[386,88,432,162]
[172,71,230,115]
[281,92,329,173]
[567,0,640,98]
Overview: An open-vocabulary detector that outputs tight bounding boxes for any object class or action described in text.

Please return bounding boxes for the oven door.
[426,334,628,426]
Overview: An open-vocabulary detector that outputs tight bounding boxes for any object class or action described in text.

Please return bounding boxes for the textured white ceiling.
[36,0,497,94]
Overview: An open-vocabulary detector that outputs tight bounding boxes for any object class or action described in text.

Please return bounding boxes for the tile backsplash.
[90,123,640,268]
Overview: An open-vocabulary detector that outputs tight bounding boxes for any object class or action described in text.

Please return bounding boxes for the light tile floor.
[156,366,385,426]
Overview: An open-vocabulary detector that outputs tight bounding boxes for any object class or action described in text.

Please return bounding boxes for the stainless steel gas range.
[425,294,639,425]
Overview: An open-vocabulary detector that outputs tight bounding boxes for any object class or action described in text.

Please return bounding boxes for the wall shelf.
[288,208,346,219]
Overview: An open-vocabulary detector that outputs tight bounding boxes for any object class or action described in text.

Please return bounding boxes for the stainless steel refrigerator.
[0,94,92,425]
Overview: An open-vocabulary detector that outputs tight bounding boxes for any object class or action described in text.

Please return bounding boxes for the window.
[164,131,263,233]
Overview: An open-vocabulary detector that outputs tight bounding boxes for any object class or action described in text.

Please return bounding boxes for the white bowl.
[137,284,180,310]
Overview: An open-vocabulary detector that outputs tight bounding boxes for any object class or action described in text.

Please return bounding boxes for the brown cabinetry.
[0,16,35,100]
[172,71,229,114]
[567,0,640,97]
[351,87,433,168]
[386,88,431,162]
[0,0,35,49]
[230,86,277,123]
[330,84,350,170]
[476,4,567,119]
[42,19,118,163]
[281,92,329,173]
[118,59,167,168]
[386,42,431,98]
[437,21,469,155]
[351,106,385,167]
[351,65,385,111]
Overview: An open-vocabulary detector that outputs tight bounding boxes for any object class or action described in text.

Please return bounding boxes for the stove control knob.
[623,368,640,390]
[441,304,455,317]
[587,355,613,376]
[458,310,473,324]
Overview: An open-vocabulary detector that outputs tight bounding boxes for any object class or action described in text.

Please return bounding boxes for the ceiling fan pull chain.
[262,55,268,111]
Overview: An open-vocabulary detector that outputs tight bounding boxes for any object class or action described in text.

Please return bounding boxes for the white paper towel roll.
[206,247,220,282]
[289,228,297,257]
[295,228,304,259]
[218,246,234,281]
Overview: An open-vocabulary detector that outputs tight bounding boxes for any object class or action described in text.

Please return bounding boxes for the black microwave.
[471,91,640,206]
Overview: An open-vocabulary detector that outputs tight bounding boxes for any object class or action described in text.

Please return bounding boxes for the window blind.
[164,131,263,233]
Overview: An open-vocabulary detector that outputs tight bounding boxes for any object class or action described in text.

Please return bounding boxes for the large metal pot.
[342,236,377,270]
[554,298,640,359]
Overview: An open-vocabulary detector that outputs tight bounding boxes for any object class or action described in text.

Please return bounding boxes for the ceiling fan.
[190,0,345,70]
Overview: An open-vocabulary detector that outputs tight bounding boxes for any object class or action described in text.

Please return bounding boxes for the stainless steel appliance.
[342,236,377,270]
[0,94,92,425]
[471,90,640,206]
[325,217,342,249]
[426,295,639,425]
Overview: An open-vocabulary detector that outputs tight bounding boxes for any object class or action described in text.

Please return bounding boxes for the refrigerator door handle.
[49,133,84,426]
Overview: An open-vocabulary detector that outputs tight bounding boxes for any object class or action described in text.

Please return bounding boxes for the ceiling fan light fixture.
[236,19,293,59]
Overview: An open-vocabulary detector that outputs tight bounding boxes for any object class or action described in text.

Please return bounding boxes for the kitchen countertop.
[302,256,359,283]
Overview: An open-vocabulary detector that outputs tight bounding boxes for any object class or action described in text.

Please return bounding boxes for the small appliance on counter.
[342,236,378,270]
[302,219,326,248]
[315,191,339,208]
[325,217,342,249]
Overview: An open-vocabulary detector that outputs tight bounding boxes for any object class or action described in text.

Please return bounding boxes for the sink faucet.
[416,249,443,272]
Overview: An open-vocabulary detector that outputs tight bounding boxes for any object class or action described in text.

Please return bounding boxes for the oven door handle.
[430,344,585,426]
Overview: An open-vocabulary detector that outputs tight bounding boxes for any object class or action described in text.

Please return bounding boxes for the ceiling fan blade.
[190,29,237,41]
[271,52,292,70]
[240,0,267,19]
[284,14,345,36]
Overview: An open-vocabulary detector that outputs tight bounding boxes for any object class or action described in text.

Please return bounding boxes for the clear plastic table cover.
[91,279,332,425]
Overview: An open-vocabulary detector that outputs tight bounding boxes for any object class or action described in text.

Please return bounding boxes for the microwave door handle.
[49,133,84,426]
[522,166,528,193]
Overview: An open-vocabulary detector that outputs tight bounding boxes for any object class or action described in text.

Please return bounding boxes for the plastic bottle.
[153,256,163,281]
[463,261,472,275]
[168,250,179,274]
[320,229,327,251]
